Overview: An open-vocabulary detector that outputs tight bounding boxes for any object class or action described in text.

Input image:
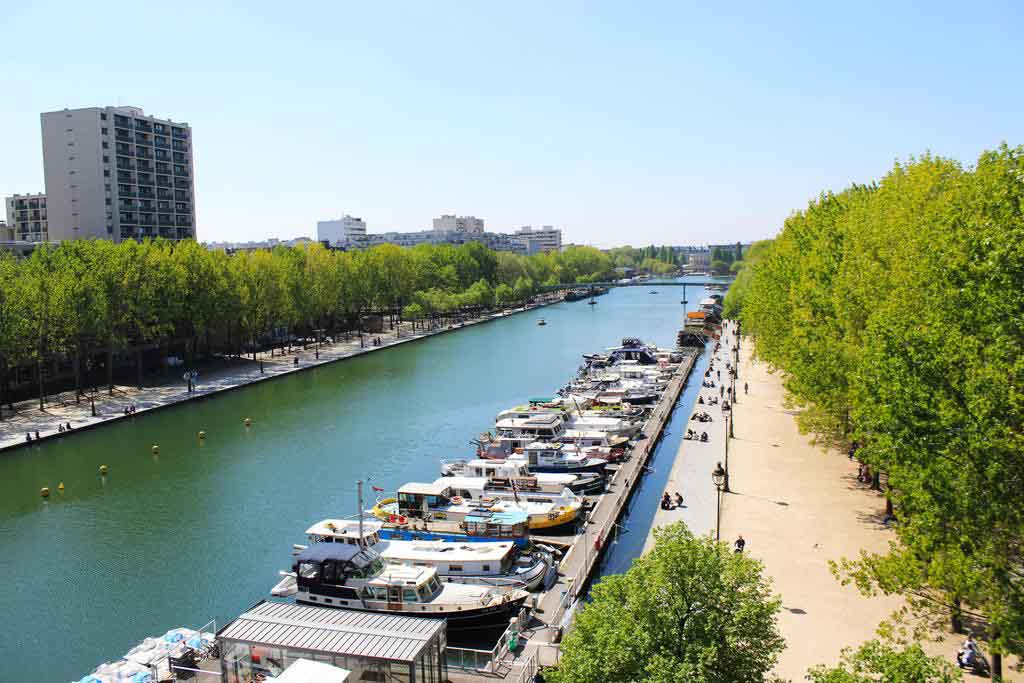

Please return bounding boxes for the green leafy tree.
[549,522,784,683]
[806,639,960,683]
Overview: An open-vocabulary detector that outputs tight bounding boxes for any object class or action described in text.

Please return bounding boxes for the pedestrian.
[720,385,724,397]
[744,382,748,395]
[35,431,40,440]
[734,535,746,553]
[26,432,31,442]
[660,492,672,510]
[674,492,684,508]
[294,356,299,367]
[716,370,720,380]
[66,422,72,431]
[58,424,64,433]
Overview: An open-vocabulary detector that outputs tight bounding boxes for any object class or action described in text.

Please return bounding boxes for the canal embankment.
[0,295,566,455]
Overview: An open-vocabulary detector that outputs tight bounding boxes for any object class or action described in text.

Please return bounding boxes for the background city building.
[317,214,367,247]
[41,106,195,242]
[4,192,48,242]
[513,225,563,253]
[432,214,484,234]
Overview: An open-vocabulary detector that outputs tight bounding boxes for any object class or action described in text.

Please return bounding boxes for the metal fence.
[445,606,529,673]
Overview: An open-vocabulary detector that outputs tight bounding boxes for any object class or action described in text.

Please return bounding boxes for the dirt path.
[722,333,1018,681]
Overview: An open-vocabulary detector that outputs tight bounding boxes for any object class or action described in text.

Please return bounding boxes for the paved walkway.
[721,330,1020,681]
[0,301,558,454]
[643,327,733,550]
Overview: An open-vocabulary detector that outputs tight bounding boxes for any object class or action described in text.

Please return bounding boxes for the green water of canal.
[0,281,713,681]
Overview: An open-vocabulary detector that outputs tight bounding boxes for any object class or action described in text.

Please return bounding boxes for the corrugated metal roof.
[218,601,443,663]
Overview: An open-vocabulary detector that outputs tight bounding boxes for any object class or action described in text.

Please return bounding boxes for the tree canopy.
[548,522,784,683]
[724,144,1024,670]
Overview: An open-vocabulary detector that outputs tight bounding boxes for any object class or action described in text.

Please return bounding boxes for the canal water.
[0,281,711,682]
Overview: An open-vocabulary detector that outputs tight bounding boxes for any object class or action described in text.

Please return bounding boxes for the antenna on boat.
[357,480,365,550]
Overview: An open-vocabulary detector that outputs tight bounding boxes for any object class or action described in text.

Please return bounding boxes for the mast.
[357,480,365,550]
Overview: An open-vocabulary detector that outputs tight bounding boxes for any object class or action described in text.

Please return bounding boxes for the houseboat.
[440,457,606,495]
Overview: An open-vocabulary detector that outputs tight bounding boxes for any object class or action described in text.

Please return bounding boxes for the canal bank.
[0,283,706,682]
[0,294,566,455]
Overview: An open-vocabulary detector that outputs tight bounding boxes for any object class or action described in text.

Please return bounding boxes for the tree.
[513,276,534,304]
[549,522,784,683]
[710,259,730,276]
[806,639,960,683]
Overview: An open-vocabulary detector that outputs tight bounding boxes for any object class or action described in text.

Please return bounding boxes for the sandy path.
[721,332,1019,681]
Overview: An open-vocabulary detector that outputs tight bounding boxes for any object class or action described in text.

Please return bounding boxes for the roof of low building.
[218,600,444,663]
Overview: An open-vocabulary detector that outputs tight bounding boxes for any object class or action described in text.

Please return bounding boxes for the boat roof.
[525,441,565,451]
[464,510,528,525]
[398,481,452,496]
[528,397,554,404]
[381,540,513,562]
[368,565,437,586]
[219,600,443,663]
[440,476,489,490]
[295,543,380,567]
[306,519,382,538]
[496,414,563,428]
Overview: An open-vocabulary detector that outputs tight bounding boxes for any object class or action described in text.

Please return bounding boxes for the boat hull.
[295,592,528,635]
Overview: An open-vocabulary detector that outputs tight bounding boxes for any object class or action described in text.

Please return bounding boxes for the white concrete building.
[4,192,48,242]
[432,214,484,234]
[41,105,196,242]
[513,225,562,253]
[317,214,367,247]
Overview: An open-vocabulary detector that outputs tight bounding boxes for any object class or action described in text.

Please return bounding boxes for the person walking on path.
[734,535,746,553]
[744,381,749,395]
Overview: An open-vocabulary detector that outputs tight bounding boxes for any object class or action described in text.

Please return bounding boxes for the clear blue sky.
[2,2,1021,247]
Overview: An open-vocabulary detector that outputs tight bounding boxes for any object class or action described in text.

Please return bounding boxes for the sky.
[2,2,1022,248]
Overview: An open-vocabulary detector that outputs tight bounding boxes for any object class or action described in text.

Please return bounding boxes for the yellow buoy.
[198,430,206,440]
[244,418,252,427]
[58,482,65,491]
[99,464,109,475]
[40,487,50,498]
[151,445,159,454]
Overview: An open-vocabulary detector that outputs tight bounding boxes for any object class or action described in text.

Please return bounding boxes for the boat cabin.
[305,519,381,547]
[362,566,445,605]
[293,543,385,604]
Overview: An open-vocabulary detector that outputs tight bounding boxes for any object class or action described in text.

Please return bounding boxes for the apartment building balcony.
[171,127,188,140]
[156,163,171,175]
[14,200,27,209]
[139,213,154,224]
[155,149,171,161]
[138,188,156,199]
[134,120,152,132]
[174,178,189,189]
[120,212,136,223]
[172,152,187,163]
[138,201,155,212]
[157,189,174,200]
[115,142,133,155]
[156,179,172,189]
[117,172,134,184]
[175,216,193,227]
[173,165,189,177]
[115,130,132,142]
[114,115,132,128]
[154,136,170,149]
[28,200,40,209]
[135,147,152,159]
[17,211,28,221]
[116,159,135,171]
[175,203,190,212]
[134,133,152,145]
[119,199,136,210]
[153,123,168,134]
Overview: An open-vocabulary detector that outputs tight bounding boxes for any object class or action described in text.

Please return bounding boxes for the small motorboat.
[538,319,547,326]
[587,298,597,305]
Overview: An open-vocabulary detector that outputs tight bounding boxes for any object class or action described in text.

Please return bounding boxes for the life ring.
[451,496,464,505]
[396,515,408,525]
[388,514,397,523]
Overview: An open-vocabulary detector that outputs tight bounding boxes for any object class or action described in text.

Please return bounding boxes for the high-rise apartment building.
[514,225,562,253]
[4,192,48,242]
[41,106,196,242]
[432,214,484,234]
[317,214,367,247]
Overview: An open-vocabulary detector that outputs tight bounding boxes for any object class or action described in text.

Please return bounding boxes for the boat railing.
[445,605,530,673]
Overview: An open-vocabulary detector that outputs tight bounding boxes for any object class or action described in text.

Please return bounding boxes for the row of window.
[106,112,188,139]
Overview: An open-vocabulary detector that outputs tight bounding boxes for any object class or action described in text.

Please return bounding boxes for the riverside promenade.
[717,333,1020,681]
[0,298,561,454]
[642,323,735,549]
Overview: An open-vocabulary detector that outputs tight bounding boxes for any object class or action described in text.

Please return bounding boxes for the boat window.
[321,561,339,584]
[417,585,432,601]
[363,586,386,600]
[482,564,491,571]
[298,562,318,579]
[430,576,442,592]
[449,564,463,572]
[403,589,418,602]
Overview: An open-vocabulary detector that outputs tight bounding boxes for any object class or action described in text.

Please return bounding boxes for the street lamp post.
[712,462,726,541]
[724,414,731,493]
[313,328,325,360]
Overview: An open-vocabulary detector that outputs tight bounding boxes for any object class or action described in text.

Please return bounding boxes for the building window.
[102,155,109,163]
[103,170,110,177]
[102,141,109,149]
[101,127,108,135]
[100,113,107,121]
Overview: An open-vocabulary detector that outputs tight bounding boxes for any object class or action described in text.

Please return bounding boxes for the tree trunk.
[992,626,1002,680]
[136,347,143,390]
[107,344,114,395]
[37,358,45,410]
[951,597,962,634]
[73,349,81,403]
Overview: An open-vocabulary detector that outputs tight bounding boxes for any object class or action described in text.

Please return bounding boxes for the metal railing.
[445,605,529,672]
